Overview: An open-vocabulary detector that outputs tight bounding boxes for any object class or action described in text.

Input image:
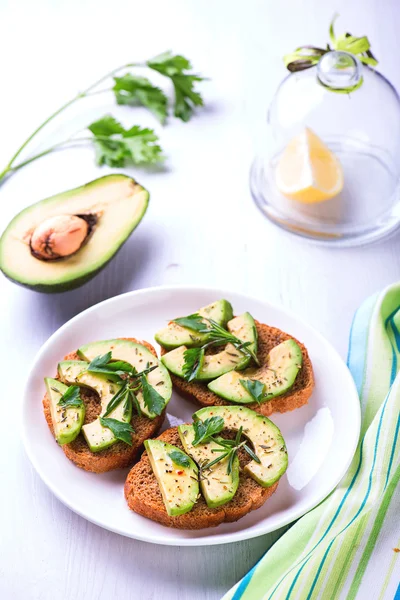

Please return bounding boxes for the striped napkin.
[224,283,400,600]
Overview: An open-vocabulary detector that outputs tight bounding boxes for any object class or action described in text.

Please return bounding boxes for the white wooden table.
[1,1,400,598]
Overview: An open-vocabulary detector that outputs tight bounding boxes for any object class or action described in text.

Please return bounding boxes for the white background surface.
[1,1,399,599]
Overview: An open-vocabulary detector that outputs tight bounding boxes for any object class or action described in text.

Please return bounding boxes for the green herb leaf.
[182,347,205,382]
[201,427,261,474]
[87,353,132,381]
[235,425,243,446]
[105,360,133,373]
[243,444,261,464]
[113,74,168,124]
[147,52,205,122]
[130,392,142,417]
[103,383,129,417]
[172,75,204,122]
[99,417,135,445]
[213,437,236,448]
[168,450,191,468]
[88,115,164,167]
[123,393,132,419]
[227,450,235,475]
[140,375,165,416]
[57,385,83,408]
[192,414,224,446]
[204,318,260,366]
[240,379,266,404]
[203,452,230,471]
[88,352,112,369]
[173,313,208,332]
[148,52,192,76]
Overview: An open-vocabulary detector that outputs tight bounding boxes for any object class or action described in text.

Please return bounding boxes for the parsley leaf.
[140,375,166,416]
[192,414,225,446]
[182,347,205,382]
[148,52,191,76]
[172,75,204,122]
[168,450,191,468]
[147,52,205,122]
[57,385,83,408]
[113,74,168,124]
[87,352,132,382]
[240,379,266,404]
[173,313,207,332]
[106,361,134,373]
[99,417,135,445]
[88,115,163,167]
[87,352,112,368]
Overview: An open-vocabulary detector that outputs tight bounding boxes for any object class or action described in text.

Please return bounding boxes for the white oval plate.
[22,285,360,546]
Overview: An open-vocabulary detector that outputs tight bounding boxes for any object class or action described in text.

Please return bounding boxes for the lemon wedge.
[275,127,344,203]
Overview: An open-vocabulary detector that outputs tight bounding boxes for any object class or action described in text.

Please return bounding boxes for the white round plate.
[22,285,360,546]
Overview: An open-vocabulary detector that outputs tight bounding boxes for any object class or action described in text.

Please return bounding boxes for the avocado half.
[0,174,149,292]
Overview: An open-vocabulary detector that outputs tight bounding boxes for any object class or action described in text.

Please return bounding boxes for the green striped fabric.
[223,283,400,600]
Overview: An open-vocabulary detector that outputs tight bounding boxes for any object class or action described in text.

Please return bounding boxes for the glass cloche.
[250,40,400,245]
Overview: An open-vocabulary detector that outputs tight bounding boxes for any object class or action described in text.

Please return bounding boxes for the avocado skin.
[0,174,149,293]
[1,260,109,293]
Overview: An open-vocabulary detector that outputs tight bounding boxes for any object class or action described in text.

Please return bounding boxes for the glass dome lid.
[250,20,400,246]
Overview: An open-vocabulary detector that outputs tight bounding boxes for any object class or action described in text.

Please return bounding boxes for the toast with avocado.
[42,337,172,473]
[156,300,314,417]
[124,405,287,529]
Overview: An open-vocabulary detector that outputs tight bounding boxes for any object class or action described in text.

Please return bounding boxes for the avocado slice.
[59,365,129,452]
[208,340,302,404]
[178,424,239,507]
[144,440,199,516]
[0,175,149,293]
[161,312,257,381]
[194,406,288,487]
[77,339,172,418]
[44,377,85,445]
[57,360,88,382]
[155,299,234,350]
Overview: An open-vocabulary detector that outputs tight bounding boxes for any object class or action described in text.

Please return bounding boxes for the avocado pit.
[29,214,94,261]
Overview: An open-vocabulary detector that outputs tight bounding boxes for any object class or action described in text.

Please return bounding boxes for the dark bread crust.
[124,427,278,529]
[160,320,314,417]
[43,338,165,473]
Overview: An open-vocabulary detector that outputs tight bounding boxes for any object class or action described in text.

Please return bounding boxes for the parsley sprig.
[192,414,224,445]
[56,385,84,409]
[0,52,205,184]
[173,314,260,381]
[240,379,267,404]
[168,450,192,468]
[87,353,166,418]
[99,417,135,445]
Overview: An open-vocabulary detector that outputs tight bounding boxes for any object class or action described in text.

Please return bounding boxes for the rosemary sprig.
[201,319,260,366]
[173,314,260,381]
[201,427,261,475]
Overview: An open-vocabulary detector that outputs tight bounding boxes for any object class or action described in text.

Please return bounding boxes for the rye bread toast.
[43,338,165,473]
[160,321,314,417]
[124,426,278,529]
